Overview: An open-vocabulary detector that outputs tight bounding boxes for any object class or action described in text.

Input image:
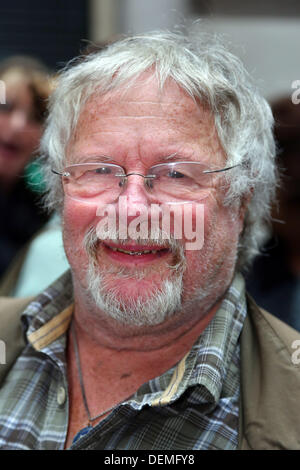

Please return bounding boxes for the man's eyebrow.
[75,155,113,163]
[161,153,178,161]
[75,153,196,164]
[160,153,195,162]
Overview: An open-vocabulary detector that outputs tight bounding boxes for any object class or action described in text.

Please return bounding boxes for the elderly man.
[0,30,300,450]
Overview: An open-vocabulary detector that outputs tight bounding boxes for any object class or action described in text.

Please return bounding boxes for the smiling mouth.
[108,246,169,256]
[102,242,170,259]
[0,141,21,157]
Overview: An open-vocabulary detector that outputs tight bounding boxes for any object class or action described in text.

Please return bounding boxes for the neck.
[72,289,222,354]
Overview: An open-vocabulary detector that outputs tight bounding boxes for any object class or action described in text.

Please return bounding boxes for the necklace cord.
[71,320,133,426]
[71,321,93,423]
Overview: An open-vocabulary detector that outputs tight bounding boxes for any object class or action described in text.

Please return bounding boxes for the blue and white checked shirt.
[0,270,247,450]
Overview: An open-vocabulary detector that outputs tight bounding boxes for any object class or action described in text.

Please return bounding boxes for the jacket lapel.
[0,296,33,384]
[239,295,300,449]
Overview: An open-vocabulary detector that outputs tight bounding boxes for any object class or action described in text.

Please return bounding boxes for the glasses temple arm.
[51,169,62,175]
[203,164,240,174]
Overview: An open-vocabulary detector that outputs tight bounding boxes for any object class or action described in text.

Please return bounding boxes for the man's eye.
[95,167,112,175]
[167,170,185,179]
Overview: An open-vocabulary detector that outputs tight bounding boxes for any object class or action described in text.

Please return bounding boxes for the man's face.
[63,76,243,326]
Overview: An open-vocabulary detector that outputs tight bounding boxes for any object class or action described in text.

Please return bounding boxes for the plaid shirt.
[0,270,246,450]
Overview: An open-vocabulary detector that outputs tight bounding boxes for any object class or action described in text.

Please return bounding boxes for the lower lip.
[102,243,171,265]
[0,142,20,159]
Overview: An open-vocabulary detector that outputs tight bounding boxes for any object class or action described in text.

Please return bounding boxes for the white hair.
[40,29,277,269]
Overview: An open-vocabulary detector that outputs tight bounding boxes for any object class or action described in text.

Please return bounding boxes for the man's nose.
[120,174,151,203]
[10,110,27,131]
[117,174,152,220]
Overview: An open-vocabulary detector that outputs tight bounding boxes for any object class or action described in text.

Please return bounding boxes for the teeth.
[110,247,159,255]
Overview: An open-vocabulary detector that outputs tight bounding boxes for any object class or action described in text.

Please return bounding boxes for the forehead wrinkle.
[122,100,178,105]
[103,116,166,120]
[83,107,191,120]
[83,94,203,119]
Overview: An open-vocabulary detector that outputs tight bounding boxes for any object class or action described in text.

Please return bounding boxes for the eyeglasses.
[52,161,238,204]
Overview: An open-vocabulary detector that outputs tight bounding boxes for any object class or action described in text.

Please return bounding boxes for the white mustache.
[83,224,187,273]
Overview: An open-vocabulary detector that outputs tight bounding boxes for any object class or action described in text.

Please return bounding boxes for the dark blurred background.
[0,0,88,70]
[1,0,299,97]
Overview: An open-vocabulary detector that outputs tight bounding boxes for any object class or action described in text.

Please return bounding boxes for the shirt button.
[57,386,66,406]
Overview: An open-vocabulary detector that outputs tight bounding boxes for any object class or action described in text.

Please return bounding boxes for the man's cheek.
[63,197,98,230]
[163,203,206,252]
[182,205,220,272]
[62,200,97,259]
[182,203,205,251]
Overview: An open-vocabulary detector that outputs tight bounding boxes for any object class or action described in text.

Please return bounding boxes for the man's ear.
[238,189,253,234]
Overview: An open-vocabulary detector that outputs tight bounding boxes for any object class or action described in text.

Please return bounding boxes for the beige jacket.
[0,295,300,450]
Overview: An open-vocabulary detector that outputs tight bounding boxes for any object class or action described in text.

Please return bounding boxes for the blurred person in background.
[0,43,118,298]
[246,97,300,331]
[0,56,52,279]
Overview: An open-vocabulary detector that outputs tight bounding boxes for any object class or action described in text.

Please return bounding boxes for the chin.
[85,262,184,327]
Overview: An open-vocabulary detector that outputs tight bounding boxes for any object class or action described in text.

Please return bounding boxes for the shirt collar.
[21,270,73,369]
[189,271,247,404]
[22,270,73,342]
[141,272,247,409]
